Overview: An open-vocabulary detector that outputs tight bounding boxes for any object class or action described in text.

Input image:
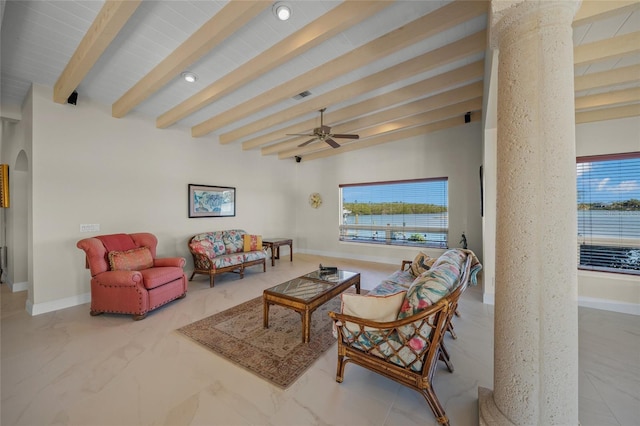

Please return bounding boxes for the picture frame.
[188,184,236,218]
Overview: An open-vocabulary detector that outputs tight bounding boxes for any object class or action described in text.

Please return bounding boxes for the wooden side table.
[262,238,293,267]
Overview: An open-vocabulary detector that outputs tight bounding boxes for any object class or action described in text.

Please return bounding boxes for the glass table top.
[264,270,358,302]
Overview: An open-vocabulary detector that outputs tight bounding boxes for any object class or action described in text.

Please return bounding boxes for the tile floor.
[1,254,639,425]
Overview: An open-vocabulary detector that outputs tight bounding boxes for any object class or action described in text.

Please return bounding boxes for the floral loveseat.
[329,248,481,426]
[188,229,267,287]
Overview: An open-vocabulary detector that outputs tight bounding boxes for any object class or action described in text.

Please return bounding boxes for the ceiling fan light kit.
[288,108,359,149]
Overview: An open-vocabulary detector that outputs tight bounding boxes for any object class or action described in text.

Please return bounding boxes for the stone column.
[479,1,581,424]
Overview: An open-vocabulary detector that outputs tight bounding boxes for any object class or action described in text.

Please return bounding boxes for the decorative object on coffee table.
[262,237,293,266]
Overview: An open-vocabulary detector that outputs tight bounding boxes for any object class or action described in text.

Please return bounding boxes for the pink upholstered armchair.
[77,233,187,320]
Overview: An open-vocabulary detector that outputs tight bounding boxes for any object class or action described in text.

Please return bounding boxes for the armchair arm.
[401,260,412,271]
[189,251,214,271]
[93,270,143,287]
[154,257,186,268]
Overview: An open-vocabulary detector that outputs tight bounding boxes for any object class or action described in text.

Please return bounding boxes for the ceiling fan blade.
[325,138,340,148]
[298,137,318,147]
[331,134,359,139]
[287,133,313,136]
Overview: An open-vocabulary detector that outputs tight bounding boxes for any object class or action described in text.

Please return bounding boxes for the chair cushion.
[410,251,437,276]
[109,247,154,271]
[243,234,262,252]
[140,267,184,290]
[97,233,137,253]
[340,291,406,333]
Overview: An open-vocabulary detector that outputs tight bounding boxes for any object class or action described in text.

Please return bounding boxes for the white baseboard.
[27,292,91,316]
[483,292,495,305]
[11,281,28,292]
[577,296,639,316]
[482,292,638,315]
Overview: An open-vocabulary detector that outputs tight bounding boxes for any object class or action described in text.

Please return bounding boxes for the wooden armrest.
[401,260,412,271]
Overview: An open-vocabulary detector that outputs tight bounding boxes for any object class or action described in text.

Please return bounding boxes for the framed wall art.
[188,184,236,218]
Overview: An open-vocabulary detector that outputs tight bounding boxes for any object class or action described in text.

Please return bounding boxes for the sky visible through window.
[342,181,448,205]
[577,157,640,204]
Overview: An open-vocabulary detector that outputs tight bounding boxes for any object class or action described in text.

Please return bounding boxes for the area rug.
[177,294,346,389]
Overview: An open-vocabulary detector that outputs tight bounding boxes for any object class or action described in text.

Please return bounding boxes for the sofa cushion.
[211,254,244,269]
[243,234,262,252]
[368,269,415,296]
[243,250,266,263]
[398,267,453,319]
[140,266,184,290]
[431,248,467,270]
[340,291,406,333]
[108,247,154,271]
[410,251,437,276]
[222,230,245,254]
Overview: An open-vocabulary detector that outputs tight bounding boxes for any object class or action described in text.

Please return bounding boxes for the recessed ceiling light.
[181,72,197,83]
[273,2,291,21]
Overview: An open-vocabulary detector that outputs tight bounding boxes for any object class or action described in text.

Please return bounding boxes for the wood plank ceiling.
[1,0,639,162]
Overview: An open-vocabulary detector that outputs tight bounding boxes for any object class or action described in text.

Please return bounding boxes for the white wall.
[482,116,640,313]
[575,116,640,313]
[15,84,296,314]
[7,83,637,316]
[294,122,484,267]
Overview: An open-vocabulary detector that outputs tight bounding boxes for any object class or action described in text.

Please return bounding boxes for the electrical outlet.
[80,224,100,233]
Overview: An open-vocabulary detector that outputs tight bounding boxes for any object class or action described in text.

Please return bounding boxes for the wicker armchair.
[329,268,471,426]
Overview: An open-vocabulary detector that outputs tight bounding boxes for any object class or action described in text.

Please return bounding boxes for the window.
[339,178,448,248]
[577,152,640,275]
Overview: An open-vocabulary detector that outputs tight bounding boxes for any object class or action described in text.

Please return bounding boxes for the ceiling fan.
[288,108,359,148]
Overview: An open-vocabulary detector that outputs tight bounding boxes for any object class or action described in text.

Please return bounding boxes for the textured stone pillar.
[479,1,580,424]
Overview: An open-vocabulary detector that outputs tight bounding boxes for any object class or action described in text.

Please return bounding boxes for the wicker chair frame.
[329,257,473,426]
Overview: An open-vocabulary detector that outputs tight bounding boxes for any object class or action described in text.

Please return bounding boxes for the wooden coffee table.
[263,269,360,343]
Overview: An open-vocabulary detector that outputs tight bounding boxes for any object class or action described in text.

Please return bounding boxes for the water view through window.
[339,178,448,248]
[577,154,640,275]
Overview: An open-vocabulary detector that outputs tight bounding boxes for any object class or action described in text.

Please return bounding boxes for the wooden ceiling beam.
[278,97,483,159]
[573,1,640,27]
[224,29,487,144]
[576,104,640,124]
[53,0,142,104]
[574,31,640,67]
[575,87,640,110]
[575,64,640,92]
[244,60,484,151]
[300,114,481,162]
[113,0,269,118]
[265,82,483,156]
[155,0,394,129]
[192,0,489,138]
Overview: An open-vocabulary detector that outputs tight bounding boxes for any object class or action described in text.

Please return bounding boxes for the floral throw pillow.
[190,239,216,259]
[243,234,262,252]
[108,247,153,271]
[397,267,450,319]
[410,252,436,276]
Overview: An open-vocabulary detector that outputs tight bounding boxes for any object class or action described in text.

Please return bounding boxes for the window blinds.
[577,152,640,275]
